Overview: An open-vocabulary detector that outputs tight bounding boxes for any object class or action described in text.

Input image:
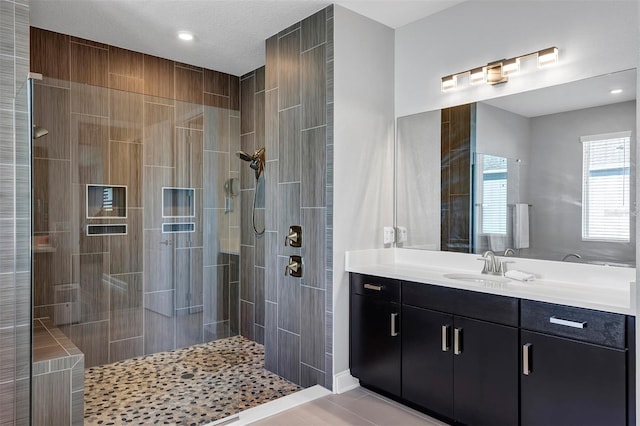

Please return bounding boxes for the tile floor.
[84,335,301,425]
[248,387,449,426]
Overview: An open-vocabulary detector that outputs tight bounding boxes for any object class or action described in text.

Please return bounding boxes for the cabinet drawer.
[350,274,400,302]
[521,300,626,349]
[403,281,518,326]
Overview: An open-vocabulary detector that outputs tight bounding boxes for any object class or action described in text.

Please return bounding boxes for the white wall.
[395,1,639,117]
[333,5,395,383]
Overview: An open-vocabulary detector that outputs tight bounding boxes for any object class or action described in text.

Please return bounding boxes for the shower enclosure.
[30,71,246,414]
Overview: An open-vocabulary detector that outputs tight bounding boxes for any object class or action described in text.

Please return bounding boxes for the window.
[581,131,631,242]
[481,155,508,234]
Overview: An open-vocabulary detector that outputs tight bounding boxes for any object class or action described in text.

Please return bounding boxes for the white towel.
[505,270,535,282]
[513,203,529,249]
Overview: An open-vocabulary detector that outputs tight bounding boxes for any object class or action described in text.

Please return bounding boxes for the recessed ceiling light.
[610,89,623,94]
[177,31,194,41]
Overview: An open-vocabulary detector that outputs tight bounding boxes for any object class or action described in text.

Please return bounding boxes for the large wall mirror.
[396,69,637,266]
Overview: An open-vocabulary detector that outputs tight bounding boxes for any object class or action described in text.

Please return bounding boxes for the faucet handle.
[477,257,493,274]
[500,260,516,275]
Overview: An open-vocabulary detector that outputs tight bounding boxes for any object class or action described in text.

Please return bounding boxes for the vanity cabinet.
[520,300,630,426]
[349,274,401,397]
[402,282,519,426]
[349,273,635,425]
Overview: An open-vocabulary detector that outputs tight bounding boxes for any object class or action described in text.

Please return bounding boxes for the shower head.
[33,125,49,139]
[236,150,253,162]
[236,148,265,180]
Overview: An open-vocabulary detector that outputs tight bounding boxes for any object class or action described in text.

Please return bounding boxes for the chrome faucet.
[562,253,582,262]
[478,250,504,275]
[504,248,516,256]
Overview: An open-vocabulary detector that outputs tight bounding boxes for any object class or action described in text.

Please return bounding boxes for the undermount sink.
[443,273,511,285]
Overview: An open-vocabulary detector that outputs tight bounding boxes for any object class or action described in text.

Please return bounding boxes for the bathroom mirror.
[396,69,637,266]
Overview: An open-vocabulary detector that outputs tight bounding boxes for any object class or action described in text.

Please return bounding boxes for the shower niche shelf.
[162,187,195,218]
[87,184,127,218]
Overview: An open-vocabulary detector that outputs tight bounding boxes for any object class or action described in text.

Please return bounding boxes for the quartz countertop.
[345,248,637,316]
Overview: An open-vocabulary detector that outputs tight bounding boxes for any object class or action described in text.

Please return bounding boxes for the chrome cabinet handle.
[550,316,586,329]
[441,325,450,352]
[453,327,463,355]
[390,313,399,337]
[364,283,382,291]
[523,343,532,375]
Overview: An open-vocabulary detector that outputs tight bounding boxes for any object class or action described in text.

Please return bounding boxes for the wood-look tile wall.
[0,0,30,424]
[30,27,241,368]
[239,5,333,390]
[441,104,474,253]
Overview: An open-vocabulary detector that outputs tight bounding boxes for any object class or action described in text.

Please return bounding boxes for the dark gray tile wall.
[0,0,30,424]
[240,5,333,390]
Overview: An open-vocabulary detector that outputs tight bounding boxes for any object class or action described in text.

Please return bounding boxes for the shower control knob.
[284,225,302,247]
[284,255,303,278]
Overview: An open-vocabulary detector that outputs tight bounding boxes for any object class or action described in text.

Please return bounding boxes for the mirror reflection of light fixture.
[441,46,558,92]
[441,75,457,92]
[469,67,486,85]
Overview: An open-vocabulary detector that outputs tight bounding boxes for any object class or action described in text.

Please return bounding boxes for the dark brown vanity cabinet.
[349,274,401,397]
[402,282,519,426]
[520,300,632,426]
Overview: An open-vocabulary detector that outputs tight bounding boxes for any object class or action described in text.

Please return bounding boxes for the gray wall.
[240,5,334,390]
[527,101,636,263]
[0,0,31,424]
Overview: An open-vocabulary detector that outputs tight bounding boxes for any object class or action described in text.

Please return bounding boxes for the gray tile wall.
[240,5,333,390]
[0,0,31,424]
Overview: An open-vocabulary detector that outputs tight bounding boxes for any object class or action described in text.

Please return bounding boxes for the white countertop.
[345,248,637,316]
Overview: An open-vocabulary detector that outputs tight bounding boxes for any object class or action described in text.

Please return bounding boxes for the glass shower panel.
[32,77,242,418]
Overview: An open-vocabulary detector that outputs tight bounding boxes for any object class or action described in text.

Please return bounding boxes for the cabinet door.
[402,305,454,418]
[453,316,519,426]
[521,330,626,426]
[350,294,401,397]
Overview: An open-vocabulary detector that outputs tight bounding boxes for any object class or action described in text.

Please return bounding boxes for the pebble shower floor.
[84,335,301,425]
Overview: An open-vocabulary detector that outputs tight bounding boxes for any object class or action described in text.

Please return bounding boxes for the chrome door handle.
[390,313,399,337]
[441,325,450,352]
[550,316,586,329]
[453,327,463,355]
[523,343,532,375]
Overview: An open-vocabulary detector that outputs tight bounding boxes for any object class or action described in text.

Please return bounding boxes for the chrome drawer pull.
[550,316,587,329]
[523,343,532,375]
[390,313,399,337]
[441,325,450,352]
[364,283,383,291]
[453,327,463,355]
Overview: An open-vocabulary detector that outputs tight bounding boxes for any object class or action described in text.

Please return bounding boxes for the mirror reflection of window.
[581,131,631,242]
[480,154,508,235]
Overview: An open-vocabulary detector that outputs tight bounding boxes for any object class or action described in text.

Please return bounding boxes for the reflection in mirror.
[396,69,636,266]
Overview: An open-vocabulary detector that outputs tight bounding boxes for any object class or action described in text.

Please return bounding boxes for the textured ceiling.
[30,0,464,76]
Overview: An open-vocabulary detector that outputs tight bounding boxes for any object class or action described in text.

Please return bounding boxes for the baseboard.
[333,369,360,394]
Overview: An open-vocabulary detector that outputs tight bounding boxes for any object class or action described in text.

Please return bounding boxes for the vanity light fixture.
[501,57,520,76]
[537,47,558,68]
[610,88,623,94]
[469,67,486,85]
[441,46,558,92]
[441,75,457,92]
[177,31,194,41]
